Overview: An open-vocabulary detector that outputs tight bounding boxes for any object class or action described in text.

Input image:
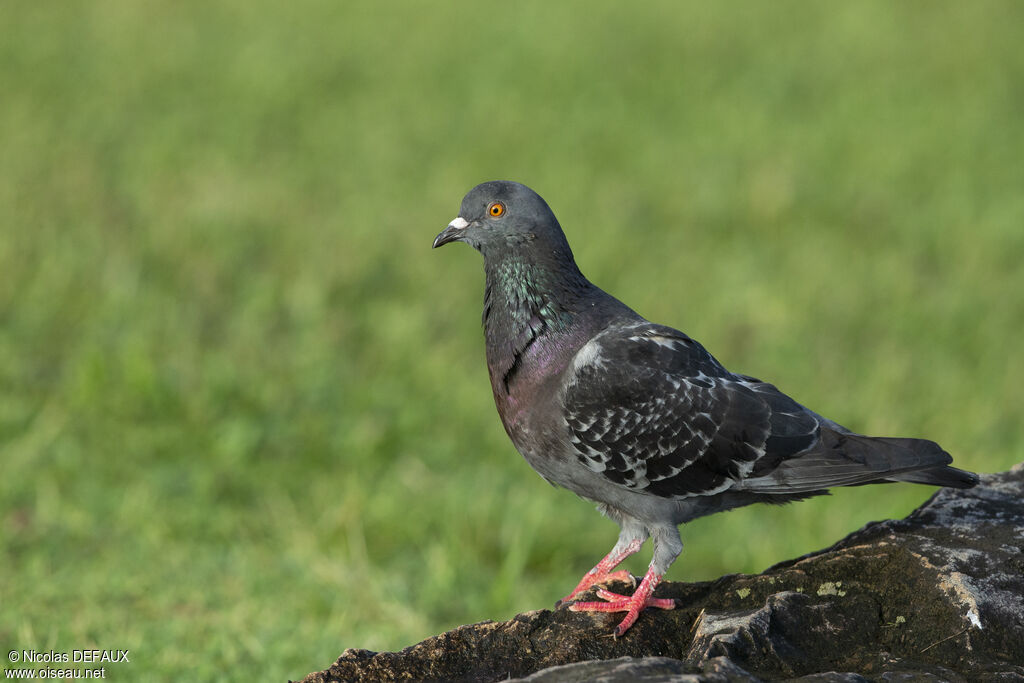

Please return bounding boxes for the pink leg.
[556,538,644,607]
[568,567,675,636]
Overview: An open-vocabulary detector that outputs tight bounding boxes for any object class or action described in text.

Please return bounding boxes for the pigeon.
[432,180,978,637]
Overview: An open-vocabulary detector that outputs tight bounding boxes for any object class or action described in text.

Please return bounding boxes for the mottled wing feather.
[564,324,821,499]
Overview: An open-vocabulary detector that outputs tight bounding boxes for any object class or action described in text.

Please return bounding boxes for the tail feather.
[738,429,978,494]
[887,465,979,489]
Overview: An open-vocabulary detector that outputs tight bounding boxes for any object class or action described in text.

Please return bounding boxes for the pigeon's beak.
[433,217,469,248]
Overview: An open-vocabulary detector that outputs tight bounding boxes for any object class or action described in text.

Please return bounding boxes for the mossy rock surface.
[299,467,1024,682]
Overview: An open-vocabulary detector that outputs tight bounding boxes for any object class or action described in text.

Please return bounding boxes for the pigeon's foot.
[568,569,673,636]
[555,569,635,608]
[555,537,645,608]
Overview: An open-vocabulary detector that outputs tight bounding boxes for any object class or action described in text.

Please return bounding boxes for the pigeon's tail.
[850,435,975,488]
[886,463,979,488]
[739,430,979,494]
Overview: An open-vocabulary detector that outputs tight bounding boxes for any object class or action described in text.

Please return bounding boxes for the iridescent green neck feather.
[482,249,594,396]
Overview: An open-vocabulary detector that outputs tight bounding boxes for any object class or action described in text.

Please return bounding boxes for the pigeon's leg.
[569,526,681,636]
[556,523,648,607]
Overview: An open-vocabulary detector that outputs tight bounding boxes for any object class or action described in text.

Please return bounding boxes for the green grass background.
[1,1,1021,680]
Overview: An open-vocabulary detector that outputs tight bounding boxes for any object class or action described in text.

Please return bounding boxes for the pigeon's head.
[433,181,572,260]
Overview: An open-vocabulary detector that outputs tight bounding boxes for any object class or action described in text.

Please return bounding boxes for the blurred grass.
[1,1,1021,680]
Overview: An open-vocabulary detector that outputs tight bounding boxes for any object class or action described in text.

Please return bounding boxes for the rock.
[296,467,1024,682]
[504,655,753,682]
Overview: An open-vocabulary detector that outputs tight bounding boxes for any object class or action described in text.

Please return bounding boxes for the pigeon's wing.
[563,323,961,498]
[562,323,824,499]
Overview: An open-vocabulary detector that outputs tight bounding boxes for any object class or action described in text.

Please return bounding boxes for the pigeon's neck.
[482,253,594,396]
[484,256,589,331]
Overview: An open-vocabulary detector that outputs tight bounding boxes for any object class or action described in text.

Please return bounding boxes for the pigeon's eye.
[488,202,506,218]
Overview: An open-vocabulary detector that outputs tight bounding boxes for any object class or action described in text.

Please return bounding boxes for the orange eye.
[488,202,505,217]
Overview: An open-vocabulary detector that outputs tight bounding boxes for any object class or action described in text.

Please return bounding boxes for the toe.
[568,599,630,613]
